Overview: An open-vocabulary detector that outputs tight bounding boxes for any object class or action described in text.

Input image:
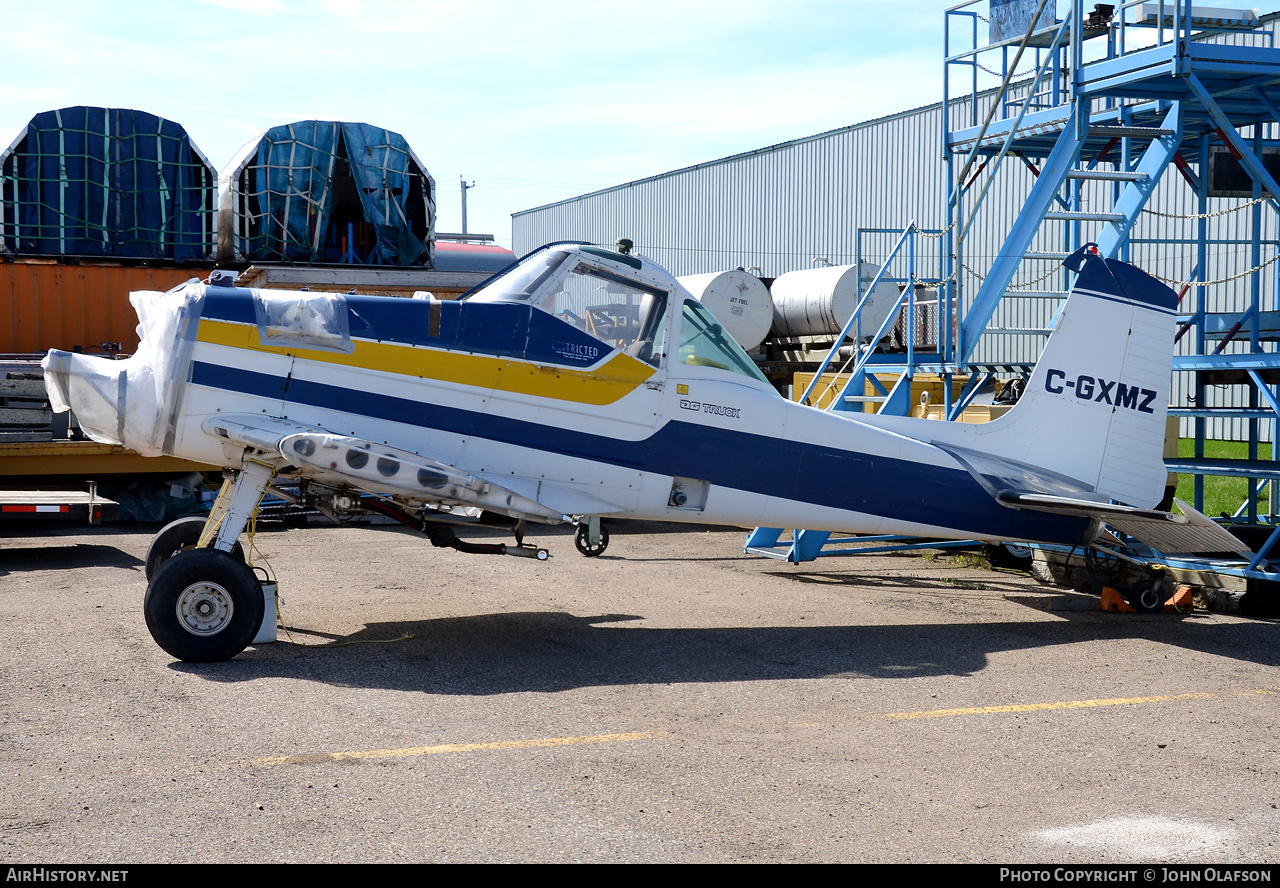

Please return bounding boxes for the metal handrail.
[797,223,916,409]
[947,0,1058,206]
[957,7,1075,245]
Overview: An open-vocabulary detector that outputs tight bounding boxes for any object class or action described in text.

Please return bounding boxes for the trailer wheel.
[144,549,264,662]
[574,523,609,557]
[145,516,245,581]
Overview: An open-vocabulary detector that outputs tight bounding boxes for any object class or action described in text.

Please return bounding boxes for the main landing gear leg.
[209,459,275,552]
[143,456,275,662]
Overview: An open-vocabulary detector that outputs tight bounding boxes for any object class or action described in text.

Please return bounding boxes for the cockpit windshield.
[469,249,573,303]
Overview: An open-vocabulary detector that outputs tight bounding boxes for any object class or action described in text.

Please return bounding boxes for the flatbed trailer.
[0,488,118,524]
[0,439,215,478]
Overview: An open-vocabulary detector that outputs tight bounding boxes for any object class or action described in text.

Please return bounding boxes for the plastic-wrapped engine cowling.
[43,281,205,457]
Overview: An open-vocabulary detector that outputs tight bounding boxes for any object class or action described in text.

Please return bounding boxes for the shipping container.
[0,259,209,354]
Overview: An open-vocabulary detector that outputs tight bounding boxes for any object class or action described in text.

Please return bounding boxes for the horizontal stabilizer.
[995,491,1176,522]
[937,441,1245,554]
[936,442,1098,500]
[999,493,1252,557]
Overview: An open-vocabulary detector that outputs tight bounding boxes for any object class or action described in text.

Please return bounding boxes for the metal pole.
[461,177,475,235]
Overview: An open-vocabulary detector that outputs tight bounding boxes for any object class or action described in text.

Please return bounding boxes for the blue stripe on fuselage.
[191,361,1092,544]
[200,290,614,371]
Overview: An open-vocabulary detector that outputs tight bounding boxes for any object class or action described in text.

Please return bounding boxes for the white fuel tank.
[677,270,774,353]
[769,263,898,340]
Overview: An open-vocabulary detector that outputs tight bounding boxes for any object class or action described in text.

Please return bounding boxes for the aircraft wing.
[937,442,1251,556]
[202,413,588,524]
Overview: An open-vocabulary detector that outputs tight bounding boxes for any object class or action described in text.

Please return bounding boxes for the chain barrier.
[1150,252,1280,289]
[961,261,1061,289]
[915,273,957,287]
[956,253,1280,291]
[915,221,955,239]
[1141,195,1269,220]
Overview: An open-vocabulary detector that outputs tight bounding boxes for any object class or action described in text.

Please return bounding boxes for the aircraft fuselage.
[178,285,1091,546]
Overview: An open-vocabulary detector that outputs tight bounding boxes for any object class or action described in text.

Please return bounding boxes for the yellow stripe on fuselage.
[195,319,654,406]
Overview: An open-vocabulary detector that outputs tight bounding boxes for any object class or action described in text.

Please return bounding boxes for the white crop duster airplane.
[43,242,1237,662]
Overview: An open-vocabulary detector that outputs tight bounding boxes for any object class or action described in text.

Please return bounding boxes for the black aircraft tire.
[1128,580,1166,614]
[983,542,1034,571]
[144,549,264,663]
[145,516,245,581]
[574,523,609,557]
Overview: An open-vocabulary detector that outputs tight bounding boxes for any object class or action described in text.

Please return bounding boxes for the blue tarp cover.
[243,121,430,266]
[0,106,214,261]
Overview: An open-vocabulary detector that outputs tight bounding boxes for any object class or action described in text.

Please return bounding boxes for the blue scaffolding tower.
[746,0,1280,583]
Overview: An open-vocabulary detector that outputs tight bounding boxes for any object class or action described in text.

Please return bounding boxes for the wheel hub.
[175,581,235,636]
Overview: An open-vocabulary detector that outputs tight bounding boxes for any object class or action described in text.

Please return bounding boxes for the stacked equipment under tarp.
[218,120,435,267]
[0,107,216,262]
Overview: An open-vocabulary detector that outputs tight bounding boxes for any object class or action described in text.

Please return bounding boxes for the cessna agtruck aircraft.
[44,241,1234,661]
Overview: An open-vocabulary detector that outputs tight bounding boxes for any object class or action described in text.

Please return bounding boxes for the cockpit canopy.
[469,245,770,385]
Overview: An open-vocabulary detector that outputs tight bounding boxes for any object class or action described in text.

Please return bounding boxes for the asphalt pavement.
[1,520,1277,863]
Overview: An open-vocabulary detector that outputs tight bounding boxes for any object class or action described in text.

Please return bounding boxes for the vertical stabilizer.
[967,244,1177,508]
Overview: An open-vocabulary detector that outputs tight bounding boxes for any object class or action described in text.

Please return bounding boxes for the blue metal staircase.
[747,0,1280,564]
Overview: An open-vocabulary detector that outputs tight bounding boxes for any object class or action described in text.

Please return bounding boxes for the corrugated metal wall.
[512,16,1280,442]
[513,102,950,277]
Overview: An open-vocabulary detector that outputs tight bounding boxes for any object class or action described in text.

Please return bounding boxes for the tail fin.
[968,244,1177,509]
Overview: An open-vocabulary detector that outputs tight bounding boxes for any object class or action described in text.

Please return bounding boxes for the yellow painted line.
[879,687,1278,720]
[244,731,667,767]
[196,318,654,406]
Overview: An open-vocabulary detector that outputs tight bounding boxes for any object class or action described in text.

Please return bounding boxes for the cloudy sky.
[0,0,948,248]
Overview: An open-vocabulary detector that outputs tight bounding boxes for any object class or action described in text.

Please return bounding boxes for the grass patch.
[1174,438,1273,518]
[950,551,989,570]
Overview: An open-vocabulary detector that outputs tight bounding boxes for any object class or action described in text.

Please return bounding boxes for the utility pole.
[460,177,476,235]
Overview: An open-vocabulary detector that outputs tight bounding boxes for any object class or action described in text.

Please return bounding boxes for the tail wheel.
[1128,580,1167,613]
[574,523,609,557]
[145,515,245,581]
[144,549,264,662]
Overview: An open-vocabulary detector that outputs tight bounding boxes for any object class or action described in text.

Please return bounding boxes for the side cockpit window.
[534,263,668,367]
[678,300,769,383]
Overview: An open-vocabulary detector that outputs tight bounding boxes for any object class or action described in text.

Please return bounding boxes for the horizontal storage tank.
[0,107,216,262]
[432,241,516,274]
[677,270,773,352]
[218,120,435,266]
[769,263,898,340]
